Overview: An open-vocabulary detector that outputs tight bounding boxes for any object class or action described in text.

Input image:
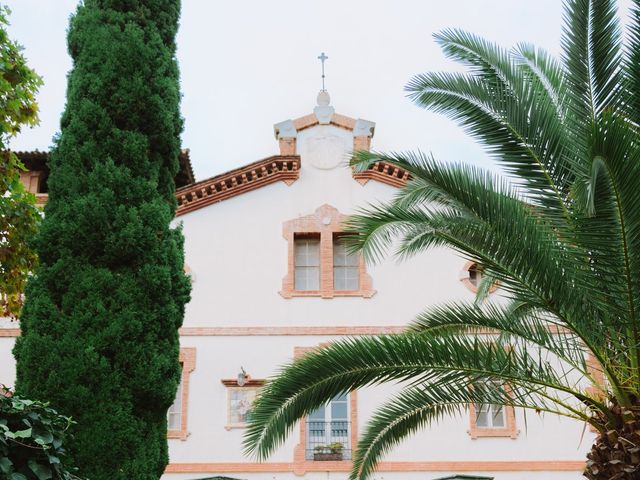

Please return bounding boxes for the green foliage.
[0,6,42,318]
[13,1,191,479]
[0,389,79,480]
[244,1,640,479]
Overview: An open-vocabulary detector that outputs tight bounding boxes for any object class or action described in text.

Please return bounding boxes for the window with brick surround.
[167,348,196,440]
[460,261,498,294]
[281,204,375,299]
[468,381,518,439]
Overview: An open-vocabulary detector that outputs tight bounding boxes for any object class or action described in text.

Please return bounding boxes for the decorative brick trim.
[292,345,358,476]
[0,329,20,337]
[280,204,375,299]
[180,326,404,336]
[292,112,357,133]
[176,155,300,216]
[3,325,570,338]
[352,161,411,187]
[165,460,586,474]
[460,260,499,294]
[168,347,196,441]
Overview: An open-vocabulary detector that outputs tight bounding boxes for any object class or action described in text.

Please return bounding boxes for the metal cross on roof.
[317,52,328,91]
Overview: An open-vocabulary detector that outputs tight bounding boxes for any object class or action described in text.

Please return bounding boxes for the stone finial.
[314,90,335,125]
[317,90,330,106]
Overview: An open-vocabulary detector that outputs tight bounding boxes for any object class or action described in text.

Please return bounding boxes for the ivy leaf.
[28,459,52,480]
[12,428,32,438]
[10,473,28,480]
[33,428,53,445]
[0,456,13,473]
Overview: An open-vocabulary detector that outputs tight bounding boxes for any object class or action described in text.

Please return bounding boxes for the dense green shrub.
[13,1,191,479]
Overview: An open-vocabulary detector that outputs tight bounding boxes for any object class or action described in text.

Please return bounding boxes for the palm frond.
[351,379,589,480]
[243,333,596,460]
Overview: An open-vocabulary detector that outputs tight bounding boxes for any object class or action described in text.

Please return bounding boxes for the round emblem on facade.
[303,134,349,170]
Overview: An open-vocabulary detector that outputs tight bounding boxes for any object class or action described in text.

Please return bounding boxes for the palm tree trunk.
[584,402,640,479]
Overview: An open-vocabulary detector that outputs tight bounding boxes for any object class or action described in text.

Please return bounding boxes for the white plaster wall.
[0,336,16,388]
[177,124,477,330]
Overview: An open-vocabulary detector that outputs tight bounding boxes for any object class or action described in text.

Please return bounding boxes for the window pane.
[468,263,482,287]
[295,266,320,290]
[475,403,489,427]
[331,401,348,420]
[309,405,325,420]
[168,412,181,430]
[295,238,320,266]
[167,372,183,429]
[333,238,359,291]
[334,392,348,402]
[333,239,359,267]
[295,238,320,290]
[333,266,359,291]
[491,405,505,427]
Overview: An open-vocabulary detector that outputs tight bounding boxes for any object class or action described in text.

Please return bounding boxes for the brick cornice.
[176,155,300,216]
[353,161,411,188]
[165,460,586,474]
[1,324,570,338]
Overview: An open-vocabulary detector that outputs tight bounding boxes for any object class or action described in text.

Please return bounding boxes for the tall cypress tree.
[13,1,191,479]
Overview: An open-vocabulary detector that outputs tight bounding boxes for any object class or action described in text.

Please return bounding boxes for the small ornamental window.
[221,377,265,429]
[460,261,498,294]
[228,387,259,425]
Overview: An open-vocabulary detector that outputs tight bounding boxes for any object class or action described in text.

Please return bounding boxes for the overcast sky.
[4,1,634,180]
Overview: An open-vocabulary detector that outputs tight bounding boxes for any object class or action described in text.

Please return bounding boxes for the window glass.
[475,403,506,428]
[468,263,483,287]
[307,394,351,460]
[333,238,359,291]
[295,236,320,290]
[167,371,183,430]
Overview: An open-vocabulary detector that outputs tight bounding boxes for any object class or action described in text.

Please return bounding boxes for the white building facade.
[1,92,592,480]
